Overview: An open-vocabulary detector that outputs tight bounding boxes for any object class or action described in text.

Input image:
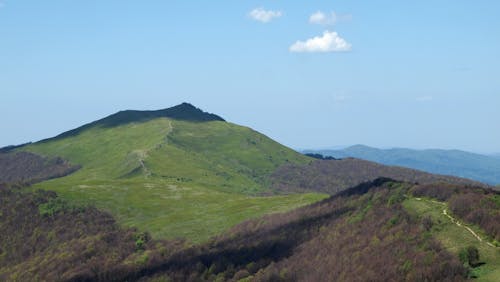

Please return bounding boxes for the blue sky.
[1,0,499,153]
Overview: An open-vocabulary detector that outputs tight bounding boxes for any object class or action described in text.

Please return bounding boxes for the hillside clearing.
[403,197,500,281]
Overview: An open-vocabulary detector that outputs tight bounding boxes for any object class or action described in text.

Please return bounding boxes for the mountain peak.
[159,102,225,122]
[93,102,225,127]
[347,144,376,151]
[45,102,225,141]
[176,102,198,109]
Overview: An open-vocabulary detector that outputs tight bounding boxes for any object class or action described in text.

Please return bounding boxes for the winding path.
[415,197,497,248]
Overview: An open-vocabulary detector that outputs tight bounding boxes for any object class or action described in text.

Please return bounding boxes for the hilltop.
[9,103,324,242]
[305,145,500,185]
[41,102,225,142]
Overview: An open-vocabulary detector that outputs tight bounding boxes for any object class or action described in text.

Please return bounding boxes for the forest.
[3,178,493,281]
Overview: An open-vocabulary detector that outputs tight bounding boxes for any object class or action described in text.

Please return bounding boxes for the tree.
[466,246,480,267]
[459,246,480,267]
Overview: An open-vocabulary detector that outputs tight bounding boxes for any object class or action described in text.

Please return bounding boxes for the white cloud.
[309,11,351,25]
[249,8,282,23]
[289,31,351,53]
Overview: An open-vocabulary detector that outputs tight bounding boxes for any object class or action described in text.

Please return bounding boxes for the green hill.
[305,145,500,185]
[15,103,326,242]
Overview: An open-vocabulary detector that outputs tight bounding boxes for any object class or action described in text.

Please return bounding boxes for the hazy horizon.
[1,1,499,152]
[299,144,500,156]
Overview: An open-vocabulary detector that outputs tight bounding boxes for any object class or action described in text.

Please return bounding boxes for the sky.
[1,0,499,153]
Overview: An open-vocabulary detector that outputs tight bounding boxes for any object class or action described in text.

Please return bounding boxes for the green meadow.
[22,118,327,242]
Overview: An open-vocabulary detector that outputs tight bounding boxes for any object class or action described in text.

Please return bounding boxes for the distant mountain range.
[304,145,500,185]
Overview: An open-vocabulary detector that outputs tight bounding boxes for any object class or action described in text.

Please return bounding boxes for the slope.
[0,151,79,184]
[4,180,487,281]
[305,145,500,185]
[134,179,468,281]
[270,158,485,195]
[133,180,499,281]
[403,184,500,281]
[16,103,325,242]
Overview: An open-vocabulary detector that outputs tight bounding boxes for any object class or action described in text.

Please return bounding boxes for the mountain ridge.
[270,158,487,196]
[305,145,500,185]
[40,102,225,143]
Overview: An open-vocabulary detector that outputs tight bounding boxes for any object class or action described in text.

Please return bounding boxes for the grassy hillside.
[402,183,500,281]
[17,105,325,242]
[403,198,500,281]
[306,145,500,185]
[3,177,497,281]
[137,179,498,281]
[2,180,480,281]
[135,179,468,281]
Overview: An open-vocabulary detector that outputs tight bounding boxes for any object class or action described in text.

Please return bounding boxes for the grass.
[403,197,500,281]
[20,117,326,242]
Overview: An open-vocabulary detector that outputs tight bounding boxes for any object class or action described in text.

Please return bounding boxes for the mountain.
[2,103,500,281]
[3,104,492,242]
[7,103,325,242]
[305,145,500,185]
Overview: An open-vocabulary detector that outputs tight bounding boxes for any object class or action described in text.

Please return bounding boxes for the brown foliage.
[410,183,500,241]
[0,151,80,185]
[136,179,467,281]
[1,179,472,281]
[449,193,500,241]
[270,158,484,195]
[0,184,185,281]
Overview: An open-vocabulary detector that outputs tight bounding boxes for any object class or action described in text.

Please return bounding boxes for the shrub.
[134,232,151,250]
[38,198,70,216]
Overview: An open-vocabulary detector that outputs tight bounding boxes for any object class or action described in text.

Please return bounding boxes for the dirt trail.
[442,208,484,242]
[137,120,174,178]
[415,197,498,248]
